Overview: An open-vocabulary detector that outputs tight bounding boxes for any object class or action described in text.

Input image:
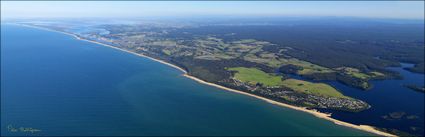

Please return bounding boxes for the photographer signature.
[7,124,41,133]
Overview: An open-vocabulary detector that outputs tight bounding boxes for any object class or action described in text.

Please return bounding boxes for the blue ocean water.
[0,24,373,136]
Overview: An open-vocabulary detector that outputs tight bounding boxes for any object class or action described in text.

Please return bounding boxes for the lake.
[0,24,375,136]
[321,64,424,135]
[288,61,424,136]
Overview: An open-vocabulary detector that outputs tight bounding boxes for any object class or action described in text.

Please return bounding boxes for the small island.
[403,84,425,93]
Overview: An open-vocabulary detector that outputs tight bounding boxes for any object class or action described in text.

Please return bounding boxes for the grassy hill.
[227,67,349,98]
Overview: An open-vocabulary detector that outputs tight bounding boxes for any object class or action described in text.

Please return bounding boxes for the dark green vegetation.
[27,18,423,112]
[167,22,423,89]
[162,19,423,89]
[173,19,424,75]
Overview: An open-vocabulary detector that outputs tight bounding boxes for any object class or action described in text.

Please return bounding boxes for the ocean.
[1,24,373,136]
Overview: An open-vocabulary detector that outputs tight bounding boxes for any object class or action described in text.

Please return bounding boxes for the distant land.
[404,84,425,93]
[5,16,425,136]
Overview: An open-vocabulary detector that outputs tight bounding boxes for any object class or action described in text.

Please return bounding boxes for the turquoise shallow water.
[1,24,373,136]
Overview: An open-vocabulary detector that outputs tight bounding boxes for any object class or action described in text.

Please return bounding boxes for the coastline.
[17,24,395,137]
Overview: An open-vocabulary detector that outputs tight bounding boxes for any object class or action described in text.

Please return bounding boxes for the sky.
[1,1,424,20]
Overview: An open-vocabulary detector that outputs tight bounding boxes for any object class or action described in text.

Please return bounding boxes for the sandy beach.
[18,24,395,137]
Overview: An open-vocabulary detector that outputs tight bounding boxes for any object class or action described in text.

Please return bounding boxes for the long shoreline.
[17,24,395,136]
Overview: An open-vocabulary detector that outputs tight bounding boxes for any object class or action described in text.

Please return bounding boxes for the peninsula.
[17,23,398,136]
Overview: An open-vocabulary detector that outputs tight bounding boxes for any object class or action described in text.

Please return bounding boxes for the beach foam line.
[18,24,395,137]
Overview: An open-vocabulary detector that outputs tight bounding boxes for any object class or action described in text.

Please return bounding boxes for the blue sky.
[1,1,424,20]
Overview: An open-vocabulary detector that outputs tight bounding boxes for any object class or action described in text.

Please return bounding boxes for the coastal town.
[224,78,370,112]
